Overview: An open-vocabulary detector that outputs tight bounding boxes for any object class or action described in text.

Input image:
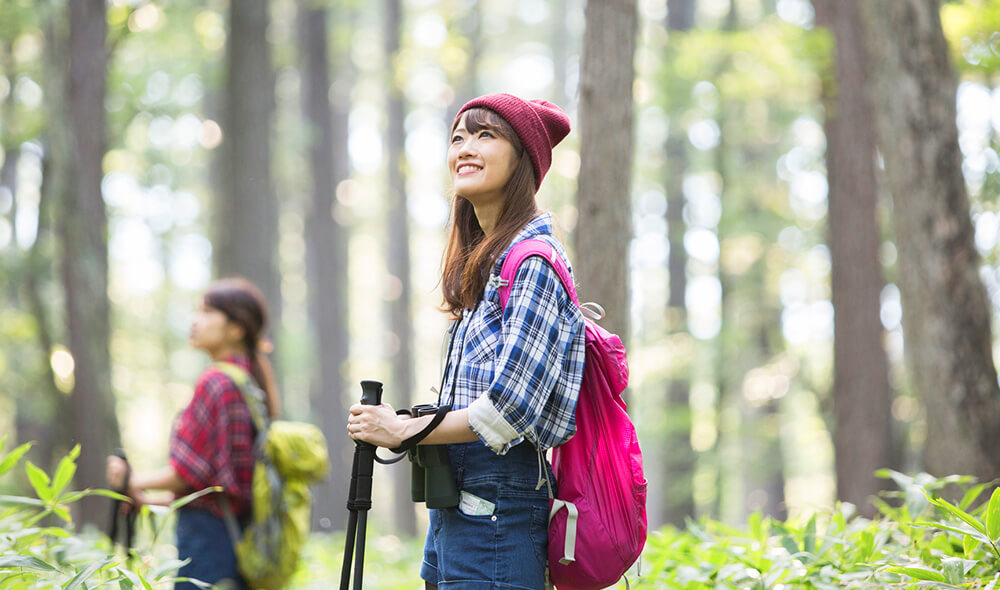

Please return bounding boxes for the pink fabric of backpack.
[498,239,648,590]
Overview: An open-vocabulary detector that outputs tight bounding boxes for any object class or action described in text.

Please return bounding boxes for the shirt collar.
[509,212,553,247]
[221,354,252,372]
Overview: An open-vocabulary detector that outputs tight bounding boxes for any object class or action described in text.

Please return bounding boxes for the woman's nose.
[457,138,477,158]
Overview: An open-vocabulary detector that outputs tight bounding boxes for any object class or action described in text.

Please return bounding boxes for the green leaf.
[912,521,992,545]
[964,532,980,556]
[0,494,45,506]
[780,535,798,555]
[172,578,212,589]
[119,568,151,590]
[926,492,988,536]
[888,566,947,582]
[168,486,222,511]
[52,504,71,523]
[64,557,113,590]
[986,487,1000,542]
[151,559,188,580]
[960,482,991,510]
[0,554,57,571]
[51,451,78,498]
[876,469,914,490]
[0,442,33,477]
[25,461,52,502]
[941,557,965,584]
[804,514,817,555]
[905,485,929,517]
[42,527,71,538]
[62,489,131,504]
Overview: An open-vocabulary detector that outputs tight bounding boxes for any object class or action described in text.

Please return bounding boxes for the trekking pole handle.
[360,380,383,406]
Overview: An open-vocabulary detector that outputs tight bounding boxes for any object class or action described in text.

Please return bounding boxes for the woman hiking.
[107,277,279,590]
[347,93,586,590]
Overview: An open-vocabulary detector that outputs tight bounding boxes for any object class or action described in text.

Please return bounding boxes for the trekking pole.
[340,380,383,590]
[106,449,137,557]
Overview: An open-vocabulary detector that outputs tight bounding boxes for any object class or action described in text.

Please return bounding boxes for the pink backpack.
[498,239,648,590]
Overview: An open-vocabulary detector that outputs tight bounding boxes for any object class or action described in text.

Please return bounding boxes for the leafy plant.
[0,435,210,589]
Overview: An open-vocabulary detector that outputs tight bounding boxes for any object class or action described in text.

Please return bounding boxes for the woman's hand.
[347,403,410,448]
[106,456,129,491]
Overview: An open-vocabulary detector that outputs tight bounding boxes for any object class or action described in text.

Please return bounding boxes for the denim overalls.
[420,441,555,589]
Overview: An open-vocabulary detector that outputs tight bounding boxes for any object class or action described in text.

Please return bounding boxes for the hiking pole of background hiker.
[106,448,137,557]
[340,380,383,590]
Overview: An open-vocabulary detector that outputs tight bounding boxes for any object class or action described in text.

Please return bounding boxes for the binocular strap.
[390,404,452,454]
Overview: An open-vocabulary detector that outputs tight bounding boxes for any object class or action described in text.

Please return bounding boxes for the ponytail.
[250,350,281,419]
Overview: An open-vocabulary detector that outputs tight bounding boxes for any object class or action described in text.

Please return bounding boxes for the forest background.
[2,0,1000,574]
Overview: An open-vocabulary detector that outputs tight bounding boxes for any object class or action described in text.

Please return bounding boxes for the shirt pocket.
[463,300,502,365]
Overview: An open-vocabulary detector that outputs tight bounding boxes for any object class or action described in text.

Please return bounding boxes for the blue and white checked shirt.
[439,212,586,455]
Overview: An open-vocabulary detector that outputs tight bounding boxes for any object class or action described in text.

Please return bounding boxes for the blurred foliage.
[0,437,203,589]
[942,0,1000,76]
[12,430,1000,588]
[633,470,1000,589]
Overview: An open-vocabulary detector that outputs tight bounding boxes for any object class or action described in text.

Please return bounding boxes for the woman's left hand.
[347,403,408,448]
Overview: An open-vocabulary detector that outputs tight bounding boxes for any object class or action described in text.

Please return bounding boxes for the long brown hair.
[203,277,281,418]
[441,108,539,314]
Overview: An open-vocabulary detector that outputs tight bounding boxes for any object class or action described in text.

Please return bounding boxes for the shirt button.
[491,515,497,522]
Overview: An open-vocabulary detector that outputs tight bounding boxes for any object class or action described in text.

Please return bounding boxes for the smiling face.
[448,111,520,207]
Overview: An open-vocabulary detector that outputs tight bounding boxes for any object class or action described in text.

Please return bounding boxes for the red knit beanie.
[456,93,571,190]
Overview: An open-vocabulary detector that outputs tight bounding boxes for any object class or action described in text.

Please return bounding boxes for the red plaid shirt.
[169,356,256,517]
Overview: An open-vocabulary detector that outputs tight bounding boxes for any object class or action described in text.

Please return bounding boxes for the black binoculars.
[407,404,460,509]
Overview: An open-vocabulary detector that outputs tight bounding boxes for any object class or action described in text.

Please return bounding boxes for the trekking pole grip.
[360,380,383,406]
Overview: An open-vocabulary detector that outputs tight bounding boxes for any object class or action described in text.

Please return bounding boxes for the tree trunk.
[712,0,739,524]
[576,0,637,356]
[385,0,417,536]
[216,0,281,341]
[661,0,697,528]
[860,0,1000,480]
[64,0,120,525]
[453,0,481,109]
[298,1,352,534]
[552,0,570,106]
[813,0,893,517]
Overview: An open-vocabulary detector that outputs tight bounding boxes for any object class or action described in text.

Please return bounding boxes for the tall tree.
[860,0,1000,480]
[576,0,638,353]
[216,0,281,338]
[63,0,121,524]
[298,0,351,533]
[452,0,481,109]
[661,0,697,528]
[813,0,893,517]
[385,0,417,536]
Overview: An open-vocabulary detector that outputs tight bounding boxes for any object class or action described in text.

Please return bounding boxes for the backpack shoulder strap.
[498,238,579,311]
[213,361,269,433]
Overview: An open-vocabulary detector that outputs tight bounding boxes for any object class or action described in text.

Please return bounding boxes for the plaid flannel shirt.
[441,213,586,454]
[169,356,256,516]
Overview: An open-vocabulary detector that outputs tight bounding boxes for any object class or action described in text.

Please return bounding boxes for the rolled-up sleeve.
[468,257,571,454]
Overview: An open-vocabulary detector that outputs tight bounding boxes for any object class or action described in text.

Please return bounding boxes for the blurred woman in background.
[107,277,279,590]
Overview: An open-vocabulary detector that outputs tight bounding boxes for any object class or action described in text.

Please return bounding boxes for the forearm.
[408,409,478,445]
[130,466,189,494]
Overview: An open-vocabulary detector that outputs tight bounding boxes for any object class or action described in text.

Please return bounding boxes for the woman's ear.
[225,322,245,344]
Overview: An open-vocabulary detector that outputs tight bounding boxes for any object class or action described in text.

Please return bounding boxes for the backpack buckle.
[487,274,509,289]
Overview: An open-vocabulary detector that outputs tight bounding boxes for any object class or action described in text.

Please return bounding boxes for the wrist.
[400,415,433,446]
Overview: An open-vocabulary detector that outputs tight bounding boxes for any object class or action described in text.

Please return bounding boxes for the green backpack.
[214,362,330,590]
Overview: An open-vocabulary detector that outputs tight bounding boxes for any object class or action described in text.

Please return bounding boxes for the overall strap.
[497,239,579,311]
[213,362,270,434]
